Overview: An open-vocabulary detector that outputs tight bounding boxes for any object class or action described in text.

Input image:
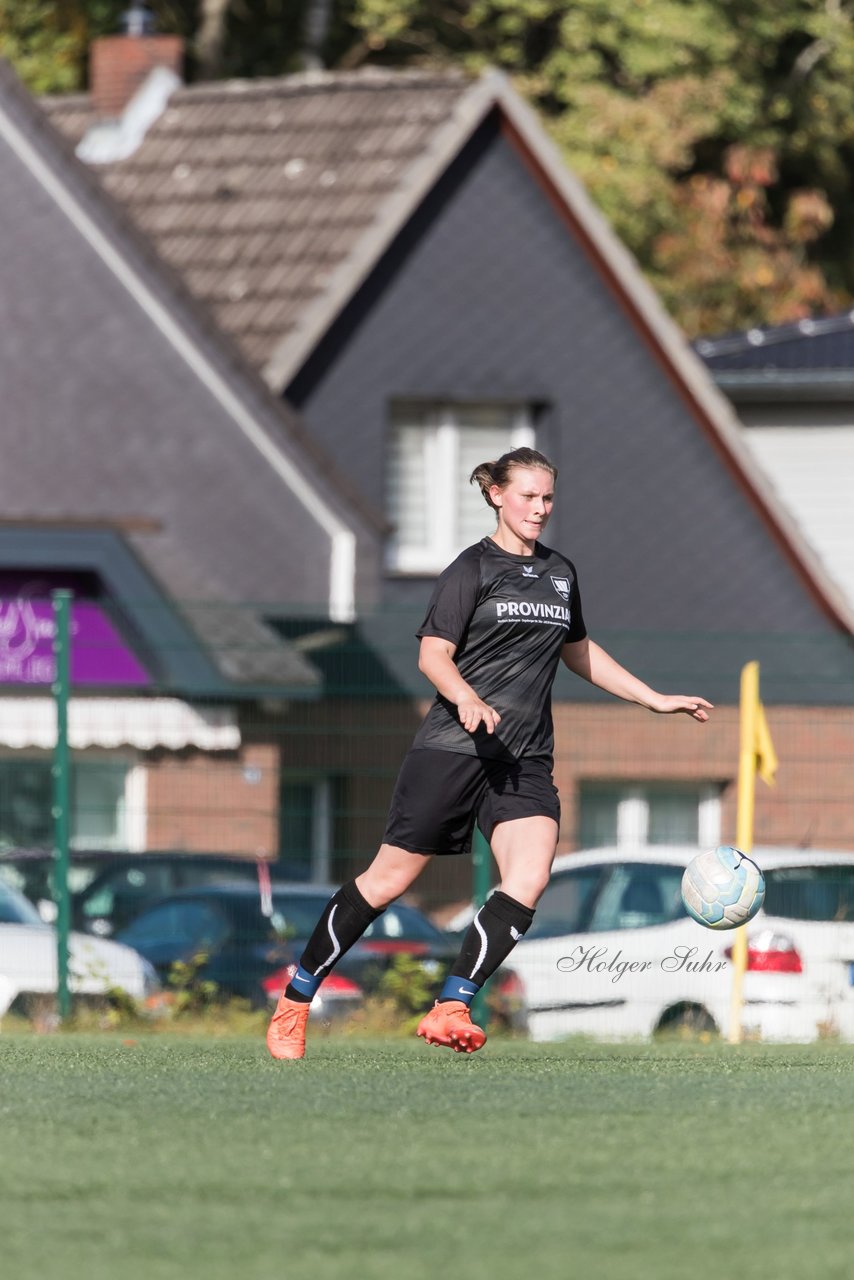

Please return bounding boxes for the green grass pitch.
[2,1033,853,1280]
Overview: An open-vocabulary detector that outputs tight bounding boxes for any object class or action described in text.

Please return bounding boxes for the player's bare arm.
[561,636,713,723]
[418,636,502,735]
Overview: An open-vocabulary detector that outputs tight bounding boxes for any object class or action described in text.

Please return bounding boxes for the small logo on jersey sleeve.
[550,575,571,600]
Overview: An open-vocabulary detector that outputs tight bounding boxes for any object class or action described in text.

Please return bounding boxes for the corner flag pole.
[52,590,73,1022]
[728,660,777,1044]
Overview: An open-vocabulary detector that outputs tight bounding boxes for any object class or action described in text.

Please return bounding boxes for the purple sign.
[0,596,149,686]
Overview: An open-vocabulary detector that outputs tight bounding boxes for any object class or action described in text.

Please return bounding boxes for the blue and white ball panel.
[681,845,765,931]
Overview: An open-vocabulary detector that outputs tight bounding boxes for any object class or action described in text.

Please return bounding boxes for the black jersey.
[413,538,587,764]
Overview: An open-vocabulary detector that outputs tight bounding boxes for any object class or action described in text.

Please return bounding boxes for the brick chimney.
[90,4,183,118]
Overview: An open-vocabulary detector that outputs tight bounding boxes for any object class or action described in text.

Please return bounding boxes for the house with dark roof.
[4,23,854,895]
[698,312,854,619]
[0,55,382,864]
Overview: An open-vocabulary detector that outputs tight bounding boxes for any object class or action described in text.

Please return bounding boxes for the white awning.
[0,698,241,751]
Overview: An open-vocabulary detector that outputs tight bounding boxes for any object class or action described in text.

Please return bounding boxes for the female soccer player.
[267,447,712,1059]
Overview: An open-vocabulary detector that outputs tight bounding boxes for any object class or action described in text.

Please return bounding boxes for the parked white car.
[508,846,854,1043]
[0,880,159,1017]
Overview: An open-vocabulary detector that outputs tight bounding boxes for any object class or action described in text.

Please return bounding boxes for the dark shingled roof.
[42,69,472,373]
[0,59,384,693]
[696,311,854,372]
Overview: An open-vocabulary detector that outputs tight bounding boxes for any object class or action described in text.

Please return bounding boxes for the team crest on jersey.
[550,575,571,601]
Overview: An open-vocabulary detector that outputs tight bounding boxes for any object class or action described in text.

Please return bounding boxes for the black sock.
[285,880,385,1003]
[442,890,535,997]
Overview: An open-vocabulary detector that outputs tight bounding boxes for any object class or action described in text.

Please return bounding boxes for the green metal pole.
[52,590,72,1022]
[470,825,492,1030]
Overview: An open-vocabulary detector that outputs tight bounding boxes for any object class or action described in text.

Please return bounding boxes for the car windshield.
[588,863,687,931]
[763,866,854,922]
[526,861,688,939]
[0,881,45,925]
[526,867,604,939]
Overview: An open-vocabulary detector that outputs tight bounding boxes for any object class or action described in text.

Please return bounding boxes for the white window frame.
[583,782,722,849]
[0,748,143,852]
[120,762,147,853]
[385,403,536,573]
[71,750,143,853]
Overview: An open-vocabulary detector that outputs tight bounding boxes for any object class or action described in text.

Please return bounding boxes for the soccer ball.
[681,845,765,931]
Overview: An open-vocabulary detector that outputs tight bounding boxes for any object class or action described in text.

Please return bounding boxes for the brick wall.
[145,743,278,856]
[553,703,854,853]
[136,702,854,899]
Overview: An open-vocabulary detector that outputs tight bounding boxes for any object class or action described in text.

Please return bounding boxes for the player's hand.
[457,696,502,735]
[651,695,713,722]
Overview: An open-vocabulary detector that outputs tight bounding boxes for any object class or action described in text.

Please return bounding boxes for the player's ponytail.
[469,448,557,510]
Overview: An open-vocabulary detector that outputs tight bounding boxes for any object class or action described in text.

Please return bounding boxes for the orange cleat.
[416,1000,487,1054]
[266,993,311,1060]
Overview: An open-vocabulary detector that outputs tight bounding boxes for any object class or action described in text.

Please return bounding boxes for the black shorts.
[383,747,560,856]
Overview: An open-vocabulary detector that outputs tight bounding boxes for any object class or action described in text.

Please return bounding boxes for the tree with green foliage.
[3,0,854,336]
[341,0,854,335]
[0,0,89,93]
[0,2,361,89]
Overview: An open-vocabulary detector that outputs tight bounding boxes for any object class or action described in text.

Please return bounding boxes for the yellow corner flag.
[730,660,777,1042]
[737,661,777,856]
[755,698,778,788]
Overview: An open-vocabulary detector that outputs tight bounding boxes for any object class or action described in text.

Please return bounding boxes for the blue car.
[115,881,363,1015]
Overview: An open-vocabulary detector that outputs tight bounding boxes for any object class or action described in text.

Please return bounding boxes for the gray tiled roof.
[695,310,854,400]
[1,60,382,693]
[42,69,471,372]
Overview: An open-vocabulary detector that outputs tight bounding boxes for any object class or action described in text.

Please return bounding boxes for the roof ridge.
[172,68,471,104]
[186,65,468,87]
[39,65,472,113]
[696,309,854,357]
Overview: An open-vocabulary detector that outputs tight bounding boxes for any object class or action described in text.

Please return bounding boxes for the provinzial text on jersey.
[495,601,571,624]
